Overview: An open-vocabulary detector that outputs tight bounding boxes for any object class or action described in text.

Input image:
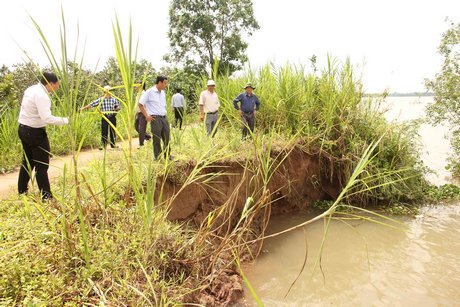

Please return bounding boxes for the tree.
[426,21,460,125]
[425,20,460,174]
[167,0,259,77]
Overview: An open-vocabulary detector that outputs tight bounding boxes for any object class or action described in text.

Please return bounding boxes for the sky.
[0,0,459,93]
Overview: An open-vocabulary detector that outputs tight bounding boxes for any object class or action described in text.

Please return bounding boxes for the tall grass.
[0,107,21,173]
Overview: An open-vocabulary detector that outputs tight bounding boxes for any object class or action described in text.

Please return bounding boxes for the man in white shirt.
[171,88,185,129]
[199,80,220,137]
[139,75,172,160]
[17,71,69,200]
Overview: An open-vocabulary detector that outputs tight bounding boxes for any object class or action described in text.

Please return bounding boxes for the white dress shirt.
[18,83,68,128]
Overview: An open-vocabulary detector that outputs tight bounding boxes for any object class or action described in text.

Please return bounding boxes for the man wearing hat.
[80,85,121,150]
[233,83,260,139]
[199,80,220,137]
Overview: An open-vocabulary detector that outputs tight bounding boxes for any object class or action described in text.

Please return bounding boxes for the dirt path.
[0,139,138,200]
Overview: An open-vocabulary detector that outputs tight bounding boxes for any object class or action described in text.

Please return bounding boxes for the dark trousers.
[18,124,52,199]
[241,112,255,139]
[173,107,184,129]
[150,116,170,159]
[101,114,117,147]
[135,112,151,145]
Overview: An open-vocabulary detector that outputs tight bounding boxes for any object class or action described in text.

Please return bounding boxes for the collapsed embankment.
[164,147,341,222]
[156,146,342,305]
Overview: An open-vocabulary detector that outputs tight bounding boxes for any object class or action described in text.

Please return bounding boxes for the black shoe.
[111,145,119,149]
[42,192,53,202]
[145,135,152,141]
[99,147,104,150]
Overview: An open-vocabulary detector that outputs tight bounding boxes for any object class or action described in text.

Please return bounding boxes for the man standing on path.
[81,85,121,150]
[233,83,260,139]
[17,71,69,200]
[172,88,185,129]
[199,80,220,137]
[139,75,172,160]
[134,82,151,147]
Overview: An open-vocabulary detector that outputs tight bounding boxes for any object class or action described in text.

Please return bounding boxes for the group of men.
[16,72,261,200]
[199,79,261,138]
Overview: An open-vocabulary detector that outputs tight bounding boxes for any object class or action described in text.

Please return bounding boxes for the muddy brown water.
[242,96,460,306]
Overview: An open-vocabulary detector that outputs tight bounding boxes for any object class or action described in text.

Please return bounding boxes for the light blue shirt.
[139,85,166,116]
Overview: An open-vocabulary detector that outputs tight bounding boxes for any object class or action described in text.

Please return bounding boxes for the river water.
[243,96,460,306]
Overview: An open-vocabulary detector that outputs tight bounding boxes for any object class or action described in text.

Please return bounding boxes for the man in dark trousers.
[134,82,151,147]
[233,83,261,139]
[81,85,121,150]
[139,75,172,160]
[17,71,69,200]
[171,88,185,129]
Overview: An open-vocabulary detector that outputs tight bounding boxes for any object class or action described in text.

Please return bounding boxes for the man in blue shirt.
[139,75,171,160]
[233,83,260,139]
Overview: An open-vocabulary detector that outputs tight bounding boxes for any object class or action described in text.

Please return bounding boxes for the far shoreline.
[365,92,435,97]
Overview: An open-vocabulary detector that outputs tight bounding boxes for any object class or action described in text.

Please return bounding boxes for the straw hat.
[244,82,256,89]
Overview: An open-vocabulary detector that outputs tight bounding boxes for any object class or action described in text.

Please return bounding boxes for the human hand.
[146,115,155,122]
[200,114,204,122]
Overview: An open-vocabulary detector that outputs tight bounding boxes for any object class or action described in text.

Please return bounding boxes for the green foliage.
[0,108,21,173]
[0,74,17,112]
[424,183,460,201]
[212,58,427,205]
[425,20,460,126]
[381,202,419,215]
[167,0,259,76]
[0,196,195,305]
[425,20,460,175]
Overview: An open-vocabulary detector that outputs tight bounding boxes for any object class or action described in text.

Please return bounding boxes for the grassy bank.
[0,15,431,305]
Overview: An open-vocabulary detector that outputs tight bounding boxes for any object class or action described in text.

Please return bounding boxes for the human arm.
[139,104,154,122]
[254,95,260,115]
[35,93,68,125]
[233,94,243,115]
[199,105,204,122]
[80,103,91,111]
[114,98,121,112]
[198,92,205,121]
[139,91,154,122]
[80,98,100,111]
